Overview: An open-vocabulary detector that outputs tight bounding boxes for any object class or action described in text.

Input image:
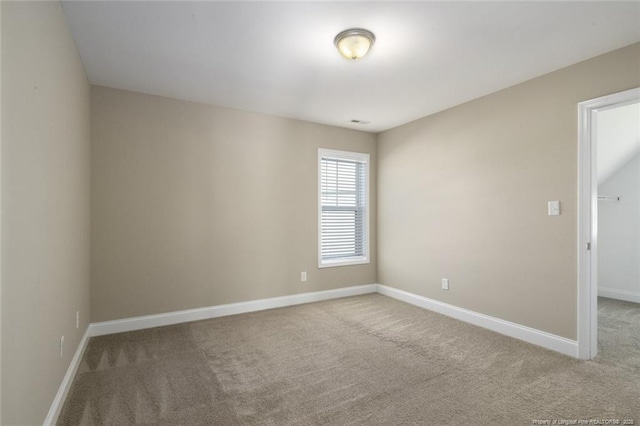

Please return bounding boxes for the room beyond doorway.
[577,87,640,360]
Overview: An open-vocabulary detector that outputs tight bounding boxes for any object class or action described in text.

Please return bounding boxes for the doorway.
[577,87,640,360]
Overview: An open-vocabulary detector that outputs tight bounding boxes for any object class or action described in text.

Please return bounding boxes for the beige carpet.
[597,297,640,371]
[57,294,640,425]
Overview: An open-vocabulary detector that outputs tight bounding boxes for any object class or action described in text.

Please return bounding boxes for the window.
[318,148,369,267]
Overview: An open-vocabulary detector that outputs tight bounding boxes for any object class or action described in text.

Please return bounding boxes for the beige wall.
[0,2,3,421]
[1,2,91,424]
[378,43,640,340]
[0,1,2,423]
[91,86,377,322]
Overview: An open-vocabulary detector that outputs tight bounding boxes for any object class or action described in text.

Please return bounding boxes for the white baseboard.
[43,327,91,426]
[48,282,583,424]
[598,287,640,304]
[377,284,578,358]
[45,284,377,424]
[90,283,580,357]
[90,284,378,337]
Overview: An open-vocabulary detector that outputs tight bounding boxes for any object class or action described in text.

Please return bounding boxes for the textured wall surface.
[1,2,91,423]
[91,86,377,322]
[378,43,640,340]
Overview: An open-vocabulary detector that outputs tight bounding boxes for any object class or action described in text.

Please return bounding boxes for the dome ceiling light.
[334,28,376,60]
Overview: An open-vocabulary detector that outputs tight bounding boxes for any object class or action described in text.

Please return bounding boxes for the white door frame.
[577,87,640,360]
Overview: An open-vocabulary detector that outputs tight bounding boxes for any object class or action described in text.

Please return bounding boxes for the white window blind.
[318,149,369,267]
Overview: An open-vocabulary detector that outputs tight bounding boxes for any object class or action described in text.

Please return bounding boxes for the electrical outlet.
[442,278,449,291]
[76,311,80,329]
[301,271,307,282]
[60,336,64,358]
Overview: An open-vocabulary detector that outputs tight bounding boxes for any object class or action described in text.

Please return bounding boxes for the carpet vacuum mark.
[57,294,640,425]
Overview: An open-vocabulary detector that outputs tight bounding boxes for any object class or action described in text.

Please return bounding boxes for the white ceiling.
[597,102,640,185]
[61,1,640,133]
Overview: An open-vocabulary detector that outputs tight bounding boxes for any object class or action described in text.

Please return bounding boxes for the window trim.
[318,148,370,268]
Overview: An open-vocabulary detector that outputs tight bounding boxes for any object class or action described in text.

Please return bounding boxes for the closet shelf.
[598,195,621,201]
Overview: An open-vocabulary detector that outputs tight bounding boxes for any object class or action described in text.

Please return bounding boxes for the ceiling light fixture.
[334,28,375,60]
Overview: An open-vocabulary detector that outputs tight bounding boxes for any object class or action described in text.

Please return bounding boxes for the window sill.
[318,257,370,269]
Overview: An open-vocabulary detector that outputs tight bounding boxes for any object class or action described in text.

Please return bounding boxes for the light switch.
[441,278,449,290]
[548,201,560,216]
